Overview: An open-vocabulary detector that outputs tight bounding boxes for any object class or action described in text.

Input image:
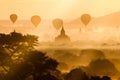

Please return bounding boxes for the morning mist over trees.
[0,0,120,80]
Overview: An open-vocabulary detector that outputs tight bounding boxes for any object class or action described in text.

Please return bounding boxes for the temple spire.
[54,26,70,43]
[13,29,16,32]
[61,26,65,35]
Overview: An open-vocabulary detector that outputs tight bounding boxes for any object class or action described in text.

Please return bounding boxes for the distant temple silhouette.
[55,27,70,43]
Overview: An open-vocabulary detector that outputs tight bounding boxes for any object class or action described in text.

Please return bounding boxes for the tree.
[0,31,61,80]
[90,76,101,80]
[90,76,111,80]
[6,51,59,80]
[88,58,118,76]
[65,68,89,80]
[40,73,59,80]
[0,31,39,80]
[0,31,38,63]
[101,76,111,80]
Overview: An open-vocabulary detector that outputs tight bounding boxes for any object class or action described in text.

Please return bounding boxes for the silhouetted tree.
[65,68,89,80]
[40,73,59,80]
[0,31,39,80]
[90,76,111,80]
[90,76,101,80]
[101,76,111,80]
[88,58,118,76]
[0,31,38,53]
[0,31,38,71]
[6,51,59,80]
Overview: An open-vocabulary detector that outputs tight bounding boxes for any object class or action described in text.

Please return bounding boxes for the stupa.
[55,27,70,43]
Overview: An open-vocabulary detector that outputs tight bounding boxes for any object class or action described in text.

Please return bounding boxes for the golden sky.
[0,0,120,20]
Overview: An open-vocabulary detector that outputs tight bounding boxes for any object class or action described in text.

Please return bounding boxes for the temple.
[55,27,70,43]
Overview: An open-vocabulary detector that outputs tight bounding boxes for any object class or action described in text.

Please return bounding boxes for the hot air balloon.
[81,14,91,26]
[31,15,41,27]
[10,14,18,23]
[52,19,63,30]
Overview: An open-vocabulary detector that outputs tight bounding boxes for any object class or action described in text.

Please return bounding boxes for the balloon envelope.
[52,19,63,30]
[10,14,17,23]
[31,15,41,27]
[81,14,91,26]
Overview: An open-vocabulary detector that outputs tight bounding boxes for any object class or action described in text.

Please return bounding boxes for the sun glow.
[0,0,120,20]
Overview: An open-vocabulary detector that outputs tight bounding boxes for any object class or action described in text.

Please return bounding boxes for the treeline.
[0,31,113,80]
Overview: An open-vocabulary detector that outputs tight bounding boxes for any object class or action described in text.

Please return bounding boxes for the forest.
[0,31,118,80]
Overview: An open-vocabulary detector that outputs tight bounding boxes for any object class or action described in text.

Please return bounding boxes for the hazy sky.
[0,0,120,20]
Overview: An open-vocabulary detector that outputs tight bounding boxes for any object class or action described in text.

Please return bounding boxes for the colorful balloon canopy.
[31,15,41,27]
[81,14,91,26]
[10,14,18,23]
[52,19,63,30]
